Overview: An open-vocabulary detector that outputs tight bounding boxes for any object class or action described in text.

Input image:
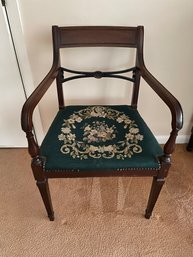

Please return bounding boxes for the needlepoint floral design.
[58,106,144,160]
[82,121,117,143]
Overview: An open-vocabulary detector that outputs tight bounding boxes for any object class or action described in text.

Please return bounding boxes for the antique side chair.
[21,26,183,221]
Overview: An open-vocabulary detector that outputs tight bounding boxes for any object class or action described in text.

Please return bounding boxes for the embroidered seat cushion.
[40,105,163,171]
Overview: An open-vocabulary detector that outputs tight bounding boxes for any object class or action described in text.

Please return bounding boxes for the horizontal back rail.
[60,66,136,83]
[54,26,140,48]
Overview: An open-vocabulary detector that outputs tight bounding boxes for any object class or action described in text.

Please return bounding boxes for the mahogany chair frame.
[21,26,183,221]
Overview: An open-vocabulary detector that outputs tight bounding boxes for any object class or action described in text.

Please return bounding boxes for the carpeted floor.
[0,145,193,257]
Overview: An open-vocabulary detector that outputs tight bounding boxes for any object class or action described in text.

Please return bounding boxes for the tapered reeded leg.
[145,176,165,219]
[36,179,54,221]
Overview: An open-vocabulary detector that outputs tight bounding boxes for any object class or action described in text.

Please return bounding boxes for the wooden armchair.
[21,26,183,221]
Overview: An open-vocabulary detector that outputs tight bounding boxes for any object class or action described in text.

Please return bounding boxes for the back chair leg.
[186,126,193,151]
[36,179,54,221]
[145,176,165,219]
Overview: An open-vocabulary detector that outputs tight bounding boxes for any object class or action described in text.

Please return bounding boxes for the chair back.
[52,26,144,109]
[52,26,143,49]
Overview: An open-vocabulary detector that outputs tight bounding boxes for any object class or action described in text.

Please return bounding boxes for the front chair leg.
[36,179,54,221]
[32,157,54,221]
[145,176,165,219]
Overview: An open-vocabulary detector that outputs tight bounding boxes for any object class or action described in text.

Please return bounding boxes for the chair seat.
[40,105,163,171]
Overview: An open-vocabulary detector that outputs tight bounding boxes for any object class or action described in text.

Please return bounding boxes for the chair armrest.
[21,66,59,132]
[139,64,183,156]
[21,66,59,157]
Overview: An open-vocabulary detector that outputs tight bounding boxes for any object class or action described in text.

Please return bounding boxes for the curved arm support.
[136,26,183,157]
[21,66,59,157]
[139,65,183,156]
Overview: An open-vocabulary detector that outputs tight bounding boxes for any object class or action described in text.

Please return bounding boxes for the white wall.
[18,0,193,141]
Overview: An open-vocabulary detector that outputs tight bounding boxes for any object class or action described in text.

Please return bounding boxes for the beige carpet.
[0,145,193,257]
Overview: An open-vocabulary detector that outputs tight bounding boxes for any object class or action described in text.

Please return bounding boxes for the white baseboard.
[156,135,190,144]
[0,144,27,148]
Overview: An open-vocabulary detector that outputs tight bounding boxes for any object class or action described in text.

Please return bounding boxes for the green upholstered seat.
[40,105,163,171]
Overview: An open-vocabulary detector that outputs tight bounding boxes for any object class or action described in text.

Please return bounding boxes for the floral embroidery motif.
[58,106,144,160]
[82,121,117,143]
